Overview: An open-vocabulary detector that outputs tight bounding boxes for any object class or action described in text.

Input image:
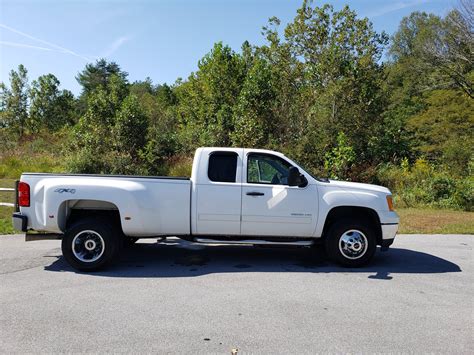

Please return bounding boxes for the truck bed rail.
[20,173,190,180]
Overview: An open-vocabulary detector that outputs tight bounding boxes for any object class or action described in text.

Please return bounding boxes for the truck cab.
[191,147,319,238]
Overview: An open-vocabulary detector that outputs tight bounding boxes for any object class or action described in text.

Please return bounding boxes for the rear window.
[208,152,238,183]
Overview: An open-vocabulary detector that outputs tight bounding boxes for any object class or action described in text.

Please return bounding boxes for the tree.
[258,17,307,153]
[29,74,75,131]
[0,65,29,136]
[76,59,128,94]
[383,12,444,165]
[421,4,474,98]
[67,70,130,173]
[384,6,473,169]
[175,42,246,149]
[0,82,11,129]
[389,7,473,98]
[67,63,152,175]
[130,78,155,97]
[259,1,388,174]
[408,89,474,174]
[324,132,355,179]
[232,59,276,147]
[114,95,148,159]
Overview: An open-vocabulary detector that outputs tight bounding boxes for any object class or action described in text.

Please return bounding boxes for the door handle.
[246,191,264,196]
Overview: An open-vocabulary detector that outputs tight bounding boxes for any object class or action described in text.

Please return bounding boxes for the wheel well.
[66,209,121,230]
[58,200,122,233]
[322,206,382,244]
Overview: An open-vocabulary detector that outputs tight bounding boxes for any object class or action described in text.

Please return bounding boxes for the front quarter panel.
[314,183,395,237]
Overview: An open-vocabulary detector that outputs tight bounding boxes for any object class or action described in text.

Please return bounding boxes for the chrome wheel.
[338,229,368,260]
[72,230,105,263]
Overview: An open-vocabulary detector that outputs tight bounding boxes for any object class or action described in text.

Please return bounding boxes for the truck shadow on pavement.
[44,239,462,280]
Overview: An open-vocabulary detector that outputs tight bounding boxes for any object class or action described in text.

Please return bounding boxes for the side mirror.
[288,166,307,187]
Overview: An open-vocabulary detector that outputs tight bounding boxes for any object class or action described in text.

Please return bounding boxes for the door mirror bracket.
[288,167,308,187]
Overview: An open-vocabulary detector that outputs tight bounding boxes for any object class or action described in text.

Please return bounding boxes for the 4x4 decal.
[54,188,76,194]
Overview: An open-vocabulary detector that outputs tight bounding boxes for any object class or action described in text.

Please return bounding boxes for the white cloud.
[366,0,430,18]
[0,23,92,61]
[100,35,131,58]
[0,23,132,63]
[0,40,54,51]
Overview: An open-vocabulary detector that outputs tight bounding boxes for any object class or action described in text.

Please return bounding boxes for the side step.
[194,238,314,247]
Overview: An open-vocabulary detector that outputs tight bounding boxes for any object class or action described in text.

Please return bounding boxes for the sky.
[0,0,454,95]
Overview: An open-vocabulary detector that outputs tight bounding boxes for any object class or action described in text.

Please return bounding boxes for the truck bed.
[18,173,192,236]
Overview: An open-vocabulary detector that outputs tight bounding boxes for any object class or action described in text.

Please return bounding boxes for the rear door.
[241,151,318,237]
[194,149,243,235]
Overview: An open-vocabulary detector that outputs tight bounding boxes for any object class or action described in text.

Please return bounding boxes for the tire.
[62,217,121,271]
[324,219,376,267]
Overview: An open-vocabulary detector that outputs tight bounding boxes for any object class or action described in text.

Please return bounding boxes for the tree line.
[1,0,473,210]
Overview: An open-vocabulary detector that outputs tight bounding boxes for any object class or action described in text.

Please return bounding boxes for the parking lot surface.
[0,234,472,354]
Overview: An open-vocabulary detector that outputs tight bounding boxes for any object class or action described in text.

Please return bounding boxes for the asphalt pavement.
[0,234,472,354]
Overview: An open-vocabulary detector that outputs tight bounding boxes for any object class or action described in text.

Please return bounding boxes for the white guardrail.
[0,187,15,207]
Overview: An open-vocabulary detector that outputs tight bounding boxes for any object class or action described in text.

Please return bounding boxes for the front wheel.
[62,217,121,271]
[325,219,376,267]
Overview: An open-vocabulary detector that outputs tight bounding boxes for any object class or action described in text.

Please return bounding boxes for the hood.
[327,180,391,194]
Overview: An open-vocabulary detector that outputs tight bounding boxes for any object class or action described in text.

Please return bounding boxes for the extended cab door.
[193,149,243,236]
[241,151,318,237]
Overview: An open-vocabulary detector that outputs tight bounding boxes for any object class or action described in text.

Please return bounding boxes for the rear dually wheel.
[62,217,121,271]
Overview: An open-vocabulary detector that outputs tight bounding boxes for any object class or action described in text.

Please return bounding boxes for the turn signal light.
[18,181,30,207]
[386,195,394,211]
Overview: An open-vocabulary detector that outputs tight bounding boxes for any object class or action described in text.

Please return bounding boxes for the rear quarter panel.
[20,175,191,236]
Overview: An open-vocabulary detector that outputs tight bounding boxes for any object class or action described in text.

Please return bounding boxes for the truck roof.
[198,147,286,158]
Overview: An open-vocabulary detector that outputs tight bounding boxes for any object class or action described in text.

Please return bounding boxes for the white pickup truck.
[12,147,399,270]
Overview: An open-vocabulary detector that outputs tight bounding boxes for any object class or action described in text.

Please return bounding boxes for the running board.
[194,238,314,246]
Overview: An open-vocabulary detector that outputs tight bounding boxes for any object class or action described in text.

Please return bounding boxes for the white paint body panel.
[241,184,319,237]
[18,147,399,241]
[193,148,244,235]
[19,175,191,237]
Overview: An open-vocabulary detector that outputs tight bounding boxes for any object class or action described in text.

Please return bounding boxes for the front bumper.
[12,212,27,232]
[381,223,398,240]
[378,210,399,240]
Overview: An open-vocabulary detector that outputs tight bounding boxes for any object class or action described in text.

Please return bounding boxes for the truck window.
[247,153,292,185]
[208,152,238,183]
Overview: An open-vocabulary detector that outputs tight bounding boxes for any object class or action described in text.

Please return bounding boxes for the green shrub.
[324,132,355,180]
[430,176,456,200]
[378,159,473,211]
[168,157,193,177]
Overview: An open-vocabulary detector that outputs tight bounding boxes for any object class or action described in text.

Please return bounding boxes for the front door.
[241,152,318,237]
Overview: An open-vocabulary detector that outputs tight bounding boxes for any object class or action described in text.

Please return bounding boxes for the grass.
[0,210,14,234]
[0,178,16,202]
[0,131,66,179]
[397,208,474,234]
[0,179,15,234]
[0,131,66,234]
